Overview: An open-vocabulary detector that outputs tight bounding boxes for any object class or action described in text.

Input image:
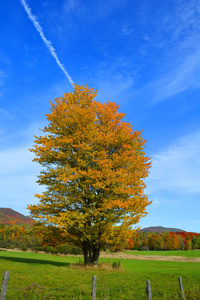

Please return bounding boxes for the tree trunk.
[82,241,100,266]
[92,246,100,266]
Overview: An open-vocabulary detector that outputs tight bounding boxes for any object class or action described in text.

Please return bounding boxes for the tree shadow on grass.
[0,255,70,267]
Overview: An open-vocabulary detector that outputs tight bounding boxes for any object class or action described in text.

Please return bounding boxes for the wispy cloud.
[62,0,127,20]
[0,146,41,212]
[0,147,36,176]
[63,0,82,14]
[0,108,13,118]
[146,131,200,195]
[20,0,74,87]
[0,137,43,214]
[85,61,135,107]
[121,24,133,36]
[0,70,7,98]
[0,70,6,86]
[159,2,200,101]
[164,0,200,42]
[127,0,200,105]
[152,50,200,103]
[133,49,200,105]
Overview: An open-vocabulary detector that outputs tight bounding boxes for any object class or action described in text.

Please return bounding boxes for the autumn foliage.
[28,84,151,265]
[127,237,134,250]
[128,231,200,251]
[0,208,33,225]
[1,225,200,253]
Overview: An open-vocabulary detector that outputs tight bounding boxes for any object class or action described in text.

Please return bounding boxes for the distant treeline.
[1,224,200,253]
[126,231,200,251]
[0,224,82,255]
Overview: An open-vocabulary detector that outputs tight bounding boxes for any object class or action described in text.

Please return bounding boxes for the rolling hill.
[0,208,33,225]
[0,208,186,232]
[140,226,185,233]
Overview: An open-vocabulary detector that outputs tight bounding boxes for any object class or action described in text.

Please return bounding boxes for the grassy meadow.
[125,250,200,258]
[0,250,200,299]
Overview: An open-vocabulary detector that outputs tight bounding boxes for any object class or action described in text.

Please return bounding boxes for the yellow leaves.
[106,199,129,210]
[28,83,152,252]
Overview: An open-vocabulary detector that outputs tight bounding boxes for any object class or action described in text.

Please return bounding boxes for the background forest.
[1,224,200,254]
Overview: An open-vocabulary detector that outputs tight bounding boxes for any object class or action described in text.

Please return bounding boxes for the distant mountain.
[140,226,185,233]
[0,208,33,225]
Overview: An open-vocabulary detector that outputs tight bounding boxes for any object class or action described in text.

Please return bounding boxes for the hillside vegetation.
[140,226,184,233]
[0,208,33,225]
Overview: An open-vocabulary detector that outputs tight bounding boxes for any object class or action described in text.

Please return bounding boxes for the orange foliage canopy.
[28,84,151,265]
[164,232,180,250]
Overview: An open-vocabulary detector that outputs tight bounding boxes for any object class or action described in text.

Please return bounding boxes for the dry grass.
[100,251,200,262]
[70,259,123,271]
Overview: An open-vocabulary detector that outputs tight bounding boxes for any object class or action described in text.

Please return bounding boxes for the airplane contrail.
[20,0,74,87]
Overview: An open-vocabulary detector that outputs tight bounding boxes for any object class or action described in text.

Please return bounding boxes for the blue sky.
[0,0,199,232]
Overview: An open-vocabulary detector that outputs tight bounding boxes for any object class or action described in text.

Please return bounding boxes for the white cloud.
[0,147,36,176]
[146,131,200,195]
[81,58,136,107]
[135,49,200,105]
[0,144,42,212]
[121,24,133,36]
[63,0,80,14]
[0,121,47,212]
[143,35,151,42]
[167,0,200,41]
[130,0,200,105]
[151,199,160,208]
[95,75,134,106]
[62,0,127,20]
[152,50,200,103]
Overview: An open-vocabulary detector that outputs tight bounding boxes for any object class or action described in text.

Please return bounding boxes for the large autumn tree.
[28,84,151,265]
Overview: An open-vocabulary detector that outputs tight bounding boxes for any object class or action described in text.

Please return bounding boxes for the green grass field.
[0,251,200,299]
[125,250,200,258]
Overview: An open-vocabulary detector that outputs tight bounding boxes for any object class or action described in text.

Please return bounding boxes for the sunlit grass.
[0,251,200,299]
[125,250,200,257]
